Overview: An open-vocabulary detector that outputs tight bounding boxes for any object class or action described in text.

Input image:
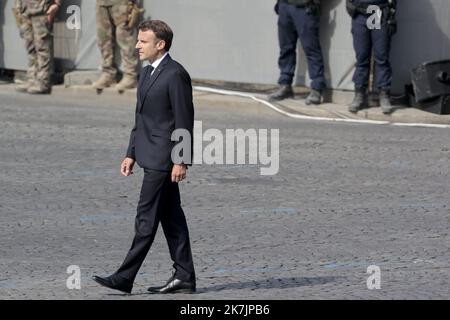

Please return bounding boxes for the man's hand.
[121,157,135,177]
[47,4,59,24]
[387,19,397,36]
[171,164,187,183]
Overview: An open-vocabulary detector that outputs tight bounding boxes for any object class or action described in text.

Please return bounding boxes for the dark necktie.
[147,65,155,76]
[144,65,155,83]
[140,65,154,100]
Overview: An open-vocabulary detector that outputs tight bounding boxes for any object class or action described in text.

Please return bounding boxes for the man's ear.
[157,40,166,51]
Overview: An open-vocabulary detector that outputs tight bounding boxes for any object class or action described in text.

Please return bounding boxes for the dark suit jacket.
[126,54,194,171]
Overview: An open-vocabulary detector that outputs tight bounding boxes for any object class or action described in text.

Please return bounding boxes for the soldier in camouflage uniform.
[13,0,60,94]
[93,0,140,91]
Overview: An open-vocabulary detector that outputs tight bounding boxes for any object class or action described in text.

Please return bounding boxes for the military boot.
[27,84,51,94]
[268,84,294,102]
[305,89,322,105]
[379,89,394,115]
[92,73,117,90]
[349,87,368,113]
[115,75,137,91]
[15,81,32,93]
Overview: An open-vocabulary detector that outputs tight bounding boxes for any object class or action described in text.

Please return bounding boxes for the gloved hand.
[383,5,397,36]
[306,3,320,16]
[345,0,357,18]
[387,18,397,36]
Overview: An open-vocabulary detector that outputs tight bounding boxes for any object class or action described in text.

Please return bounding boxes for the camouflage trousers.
[18,14,53,90]
[96,2,138,78]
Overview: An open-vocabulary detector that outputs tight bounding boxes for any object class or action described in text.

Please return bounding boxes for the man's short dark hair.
[138,20,173,51]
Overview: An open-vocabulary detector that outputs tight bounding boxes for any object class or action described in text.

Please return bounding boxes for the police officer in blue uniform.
[269,0,326,105]
[346,0,397,114]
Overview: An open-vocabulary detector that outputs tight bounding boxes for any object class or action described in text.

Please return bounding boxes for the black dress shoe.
[147,274,176,291]
[92,275,133,294]
[147,278,196,294]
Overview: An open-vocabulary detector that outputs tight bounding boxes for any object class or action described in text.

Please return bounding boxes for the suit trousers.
[115,169,195,283]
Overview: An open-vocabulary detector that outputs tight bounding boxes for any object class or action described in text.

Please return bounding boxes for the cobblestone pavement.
[0,87,449,300]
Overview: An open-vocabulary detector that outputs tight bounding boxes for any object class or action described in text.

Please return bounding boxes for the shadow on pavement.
[196,276,343,293]
[99,276,343,296]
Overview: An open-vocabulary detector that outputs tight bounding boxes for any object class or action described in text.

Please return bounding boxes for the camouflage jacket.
[20,0,53,16]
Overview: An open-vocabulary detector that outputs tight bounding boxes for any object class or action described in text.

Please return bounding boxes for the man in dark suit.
[93,20,196,295]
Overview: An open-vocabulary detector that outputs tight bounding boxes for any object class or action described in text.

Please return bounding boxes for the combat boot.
[92,73,117,90]
[349,87,368,113]
[15,81,32,93]
[27,84,51,94]
[379,89,394,115]
[115,75,137,91]
[305,89,322,105]
[268,84,294,102]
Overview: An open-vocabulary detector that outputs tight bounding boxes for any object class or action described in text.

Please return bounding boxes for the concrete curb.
[192,86,450,127]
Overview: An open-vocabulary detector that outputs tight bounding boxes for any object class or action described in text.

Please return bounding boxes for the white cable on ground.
[391,122,450,129]
[193,86,450,129]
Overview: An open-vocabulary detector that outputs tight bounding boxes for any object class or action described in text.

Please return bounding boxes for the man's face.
[135,30,165,63]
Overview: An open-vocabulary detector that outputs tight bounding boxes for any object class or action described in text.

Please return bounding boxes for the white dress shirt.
[150,52,169,75]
